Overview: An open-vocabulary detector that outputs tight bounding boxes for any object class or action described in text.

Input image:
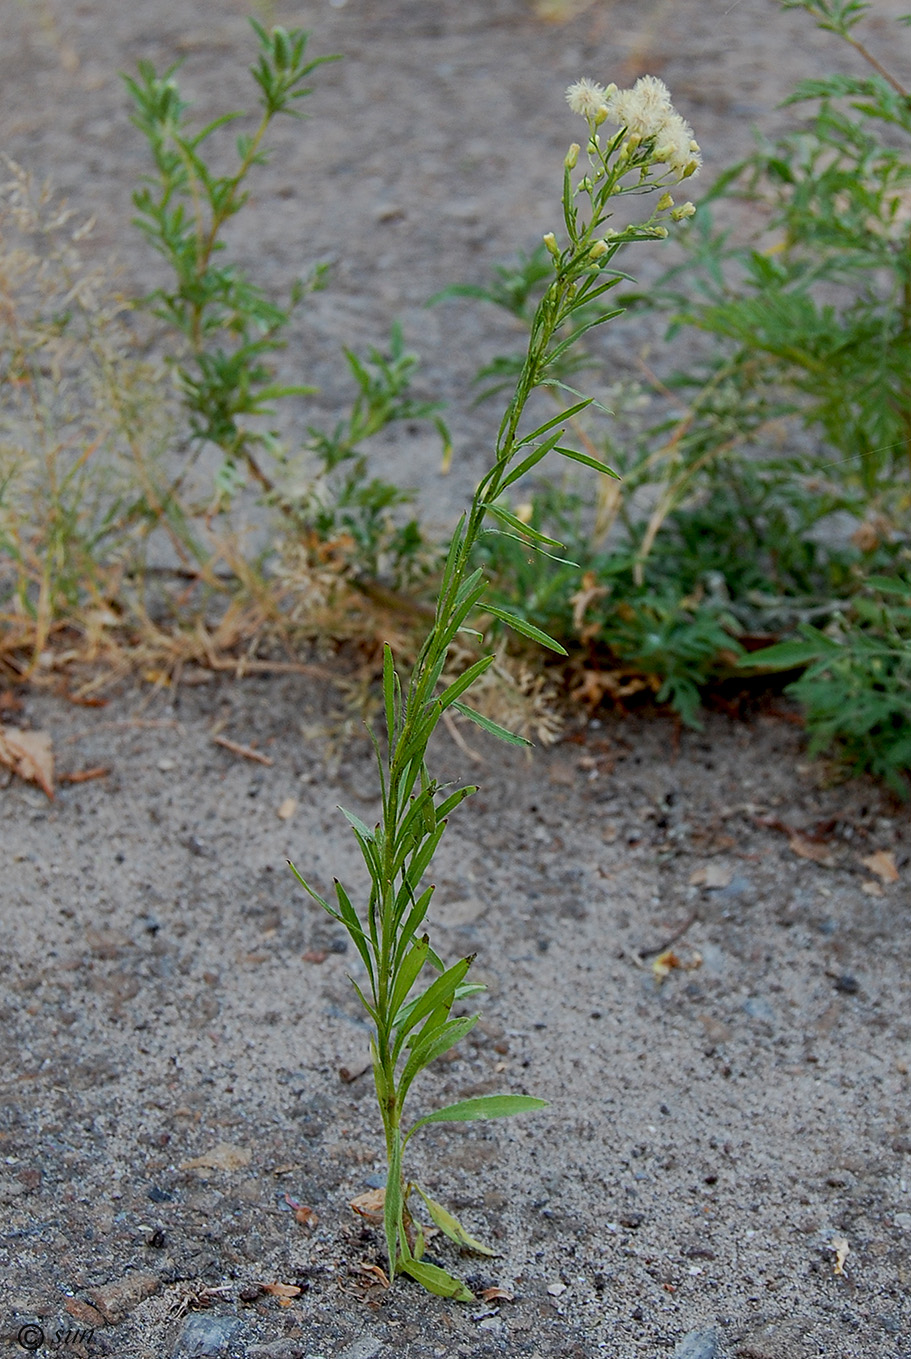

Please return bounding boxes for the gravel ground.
[2,1,911,1357]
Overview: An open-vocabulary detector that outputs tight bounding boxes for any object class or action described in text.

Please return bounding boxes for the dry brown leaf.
[350,1188,385,1222]
[260,1282,302,1307]
[860,849,899,884]
[293,1205,318,1229]
[861,880,884,898]
[302,949,328,964]
[789,834,835,867]
[356,1262,390,1288]
[179,1142,251,1173]
[480,1286,515,1303]
[277,797,297,821]
[831,1236,850,1276]
[0,725,54,798]
[689,863,733,889]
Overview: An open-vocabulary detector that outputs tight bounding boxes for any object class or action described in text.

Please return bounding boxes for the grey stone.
[673,1329,721,1359]
[717,875,753,898]
[742,997,776,1025]
[173,1313,242,1357]
[247,1343,306,1359]
[337,1340,382,1359]
[735,1318,811,1359]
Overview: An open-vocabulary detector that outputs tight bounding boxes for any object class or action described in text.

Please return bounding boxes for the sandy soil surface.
[2,1,911,1357]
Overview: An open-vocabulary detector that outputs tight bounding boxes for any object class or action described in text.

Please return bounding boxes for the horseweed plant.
[290,76,701,1300]
[123,23,339,508]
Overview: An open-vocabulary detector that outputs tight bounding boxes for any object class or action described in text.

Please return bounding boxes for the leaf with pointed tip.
[482,502,566,549]
[399,1258,474,1301]
[408,1094,549,1138]
[554,444,620,478]
[451,701,532,748]
[513,397,593,449]
[414,1186,498,1256]
[484,605,568,656]
[339,804,376,841]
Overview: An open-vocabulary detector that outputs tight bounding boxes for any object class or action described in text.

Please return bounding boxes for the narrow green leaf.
[451,701,532,748]
[333,879,375,983]
[482,501,565,549]
[392,955,473,1047]
[484,605,568,656]
[348,974,379,1025]
[553,444,620,478]
[399,1258,474,1301]
[544,310,623,367]
[383,642,397,745]
[514,396,593,449]
[737,639,832,669]
[434,785,477,820]
[388,935,430,1019]
[338,804,376,842]
[287,860,335,915]
[393,886,436,970]
[401,1015,478,1094]
[500,426,566,490]
[403,820,447,891]
[414,1186,498,1256]
[409,1094,549,1136]
[437,654,496,709]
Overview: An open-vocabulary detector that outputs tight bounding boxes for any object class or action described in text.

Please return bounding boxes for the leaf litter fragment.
[788,833,835,867]
[860,849,898,883]
[259,1282,302,1306]
[350,1187,386,1222]
[831,1236,850,1276]
[689,863,733,889]
[179,1142,252,1172]
[0,724,54,798]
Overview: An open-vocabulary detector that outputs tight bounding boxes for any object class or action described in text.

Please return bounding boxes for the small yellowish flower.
[589,239,609,259]
[566,78,608,121]
[542,231,560,258]
[653,113,702,180]
[607,75,673,141]
[657,192,674,211]
[564,142,580,170]
[671,200,696,220]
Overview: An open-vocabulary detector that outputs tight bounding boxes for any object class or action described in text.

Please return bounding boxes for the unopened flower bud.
[671,201,696,220]
[653,225,669,238]
[589,239,609,259]
[594,104,609,126]
[564,142,580,170]
[657,192,674,211]
[543,231,560,258]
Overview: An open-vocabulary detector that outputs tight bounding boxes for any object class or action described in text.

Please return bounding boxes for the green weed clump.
[290,72,702,1298]
[447,0,911,787]
[125,22,447,592]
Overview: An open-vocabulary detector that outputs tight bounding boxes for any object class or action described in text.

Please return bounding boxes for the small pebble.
[673,1328,720,1359]
[173,1314,242,1357]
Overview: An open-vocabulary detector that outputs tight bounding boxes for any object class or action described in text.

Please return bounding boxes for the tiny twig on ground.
[636,909,699,959]
[212,735,274,766]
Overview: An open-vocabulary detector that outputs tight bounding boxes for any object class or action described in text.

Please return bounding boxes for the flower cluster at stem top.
[566,73,702,183]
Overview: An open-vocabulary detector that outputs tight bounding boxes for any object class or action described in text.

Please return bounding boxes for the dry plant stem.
[290,73,702,1300]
